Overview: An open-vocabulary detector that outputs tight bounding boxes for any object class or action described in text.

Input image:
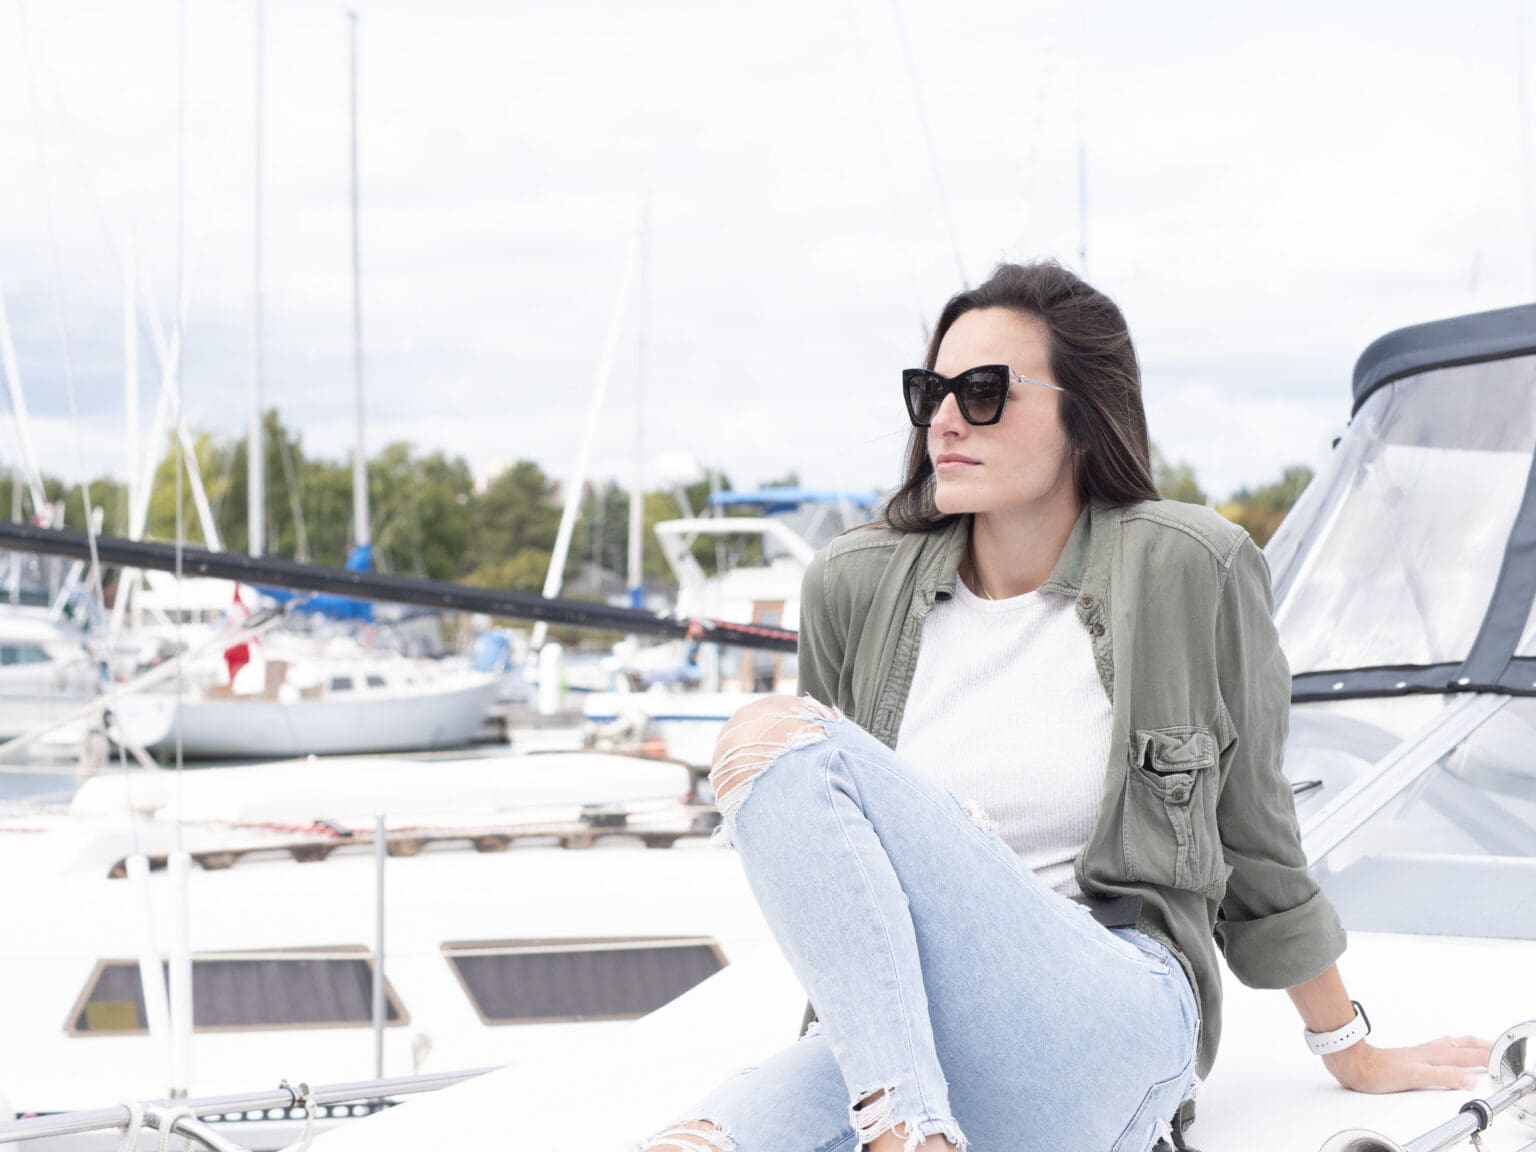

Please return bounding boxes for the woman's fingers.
[1446,1036,1494,1067]
[1368,1059,1476,1093]
[1415,1036,1494,1068]
[1429,1063,1481,1092]
[1335,1039,1495,1093]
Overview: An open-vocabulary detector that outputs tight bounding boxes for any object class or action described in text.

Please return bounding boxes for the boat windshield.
[1286,696,1536,940]
[1271,356,1536,674]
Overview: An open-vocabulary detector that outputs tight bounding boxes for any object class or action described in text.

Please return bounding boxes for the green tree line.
[2,410,727,594]
[7,417,1311,596]
[1153,445,1312,546]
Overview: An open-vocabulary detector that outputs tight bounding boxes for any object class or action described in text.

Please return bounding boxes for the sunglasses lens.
[903,367,1007,425]
[905,372,946,425]
[956,369,1006,424]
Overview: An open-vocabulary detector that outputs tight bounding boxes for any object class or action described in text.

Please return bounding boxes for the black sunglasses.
[902,365,1063,427]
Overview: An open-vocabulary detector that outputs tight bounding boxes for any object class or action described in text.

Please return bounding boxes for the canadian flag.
[223,585,253,683]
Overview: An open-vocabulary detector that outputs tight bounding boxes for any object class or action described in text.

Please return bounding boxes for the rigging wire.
[14,0,161,860]
[173,0,187,852]
[885,0,968,288]
[17,19,219,557]
[0,297,43,520]
[1075,0,1088,277]
[1518,0,1536,295]
[276,430,310,562]
[13,0,125,758]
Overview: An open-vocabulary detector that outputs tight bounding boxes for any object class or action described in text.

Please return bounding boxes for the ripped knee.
[635,1118,734,1152]
[707,694,839,819]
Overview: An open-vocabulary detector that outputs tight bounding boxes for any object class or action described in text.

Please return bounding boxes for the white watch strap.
[1304,1001,1371,1056]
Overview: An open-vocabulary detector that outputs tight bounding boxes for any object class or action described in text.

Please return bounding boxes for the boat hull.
[112,674,501,758]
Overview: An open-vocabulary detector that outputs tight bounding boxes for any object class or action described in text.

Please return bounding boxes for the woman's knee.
[635,1118,731,1151]
[708,694,839,817]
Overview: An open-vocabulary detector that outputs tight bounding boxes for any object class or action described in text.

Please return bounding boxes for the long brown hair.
[885,260,1160,532]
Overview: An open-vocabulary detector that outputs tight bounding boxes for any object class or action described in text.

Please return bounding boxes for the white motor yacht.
[0,609,100,748]
[582,488,879,767]
[0,749,713,1147]
[314,303,1536,1151]
[4,306,1536,1152]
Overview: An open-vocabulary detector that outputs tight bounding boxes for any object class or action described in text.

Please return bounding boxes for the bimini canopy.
[1266,303,1536,701]
[1270,304,1536,944]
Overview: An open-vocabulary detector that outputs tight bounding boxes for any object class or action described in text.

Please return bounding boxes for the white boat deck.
[304,929,1536,1151]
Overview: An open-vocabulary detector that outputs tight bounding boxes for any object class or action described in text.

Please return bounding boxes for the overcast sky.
[0,0,1532,528]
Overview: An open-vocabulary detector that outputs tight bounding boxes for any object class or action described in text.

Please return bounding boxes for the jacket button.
[1089,622,1105,638]
[1079,594,1096,610]
[1169,785,1190,803]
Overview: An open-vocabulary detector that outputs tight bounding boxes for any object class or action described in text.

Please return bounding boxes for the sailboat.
[104,9,500,763]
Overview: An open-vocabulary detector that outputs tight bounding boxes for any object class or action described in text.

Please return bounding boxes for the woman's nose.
[930,391,966,434]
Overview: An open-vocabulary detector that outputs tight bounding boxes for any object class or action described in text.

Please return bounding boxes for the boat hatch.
[442,936,726,1025]
[0,643,52,665]
[65,947,407,1035]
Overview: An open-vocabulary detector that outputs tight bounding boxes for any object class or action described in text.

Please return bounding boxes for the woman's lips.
[935,454,980,472]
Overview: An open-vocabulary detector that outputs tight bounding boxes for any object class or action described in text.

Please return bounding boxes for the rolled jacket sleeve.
[795,550,842,711]
[1212,537,1347,989]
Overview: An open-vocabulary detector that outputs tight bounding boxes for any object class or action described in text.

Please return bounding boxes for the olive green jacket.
[795,497,1347,1078]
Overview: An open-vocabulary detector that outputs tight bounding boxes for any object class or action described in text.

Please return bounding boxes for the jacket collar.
[918,500,1110,604]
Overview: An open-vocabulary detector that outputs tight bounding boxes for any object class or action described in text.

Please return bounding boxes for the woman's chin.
[933,485,985,516]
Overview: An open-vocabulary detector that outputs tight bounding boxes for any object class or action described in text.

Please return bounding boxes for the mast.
[125,235,139,534]
[627,203,649,610]
[348,9,369,553]
[249,0,265,557]
[0,283,49,521]
[1076,3,1089,278]
[531,224,643,650]
[112,237,141,631]
[1077,144,1088,278]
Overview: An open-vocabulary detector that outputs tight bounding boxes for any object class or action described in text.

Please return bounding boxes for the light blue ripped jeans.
[637,697,1199,1152]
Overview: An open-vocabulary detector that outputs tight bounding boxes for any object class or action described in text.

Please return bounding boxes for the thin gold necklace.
[964,521,994,601]
[967,555,994,600]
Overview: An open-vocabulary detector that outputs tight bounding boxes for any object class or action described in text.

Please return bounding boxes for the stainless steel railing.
[0,1065,496,1149]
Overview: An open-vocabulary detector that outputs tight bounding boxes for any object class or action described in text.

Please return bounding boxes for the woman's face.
[928,307,1078,517]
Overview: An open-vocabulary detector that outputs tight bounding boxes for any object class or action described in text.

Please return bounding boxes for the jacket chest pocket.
[1122,726,1229,896]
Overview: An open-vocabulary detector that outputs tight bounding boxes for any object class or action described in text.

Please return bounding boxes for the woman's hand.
[1286,967,1493,1093]
[1323,1036,1493,1093]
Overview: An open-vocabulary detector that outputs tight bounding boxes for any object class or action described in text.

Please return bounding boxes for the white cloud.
[0,0,1530,511]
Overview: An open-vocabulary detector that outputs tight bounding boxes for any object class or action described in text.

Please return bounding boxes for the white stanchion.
[126,854,173,1092]
[167,850,194,1097]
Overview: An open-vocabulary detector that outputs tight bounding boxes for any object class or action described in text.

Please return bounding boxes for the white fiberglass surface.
[1286,696,1536,939]
[1275,357,1536,674]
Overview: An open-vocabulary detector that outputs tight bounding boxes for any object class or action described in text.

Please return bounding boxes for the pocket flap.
[1131,726,1216,774]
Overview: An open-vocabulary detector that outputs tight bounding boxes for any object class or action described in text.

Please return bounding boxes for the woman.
[637,262,1490,1152]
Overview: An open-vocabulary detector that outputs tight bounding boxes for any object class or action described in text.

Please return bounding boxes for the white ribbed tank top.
[895,576,1112,899]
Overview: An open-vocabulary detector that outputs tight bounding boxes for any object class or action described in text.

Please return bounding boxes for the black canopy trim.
[1292,659,1536,703]
[1351,302,1536,416]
